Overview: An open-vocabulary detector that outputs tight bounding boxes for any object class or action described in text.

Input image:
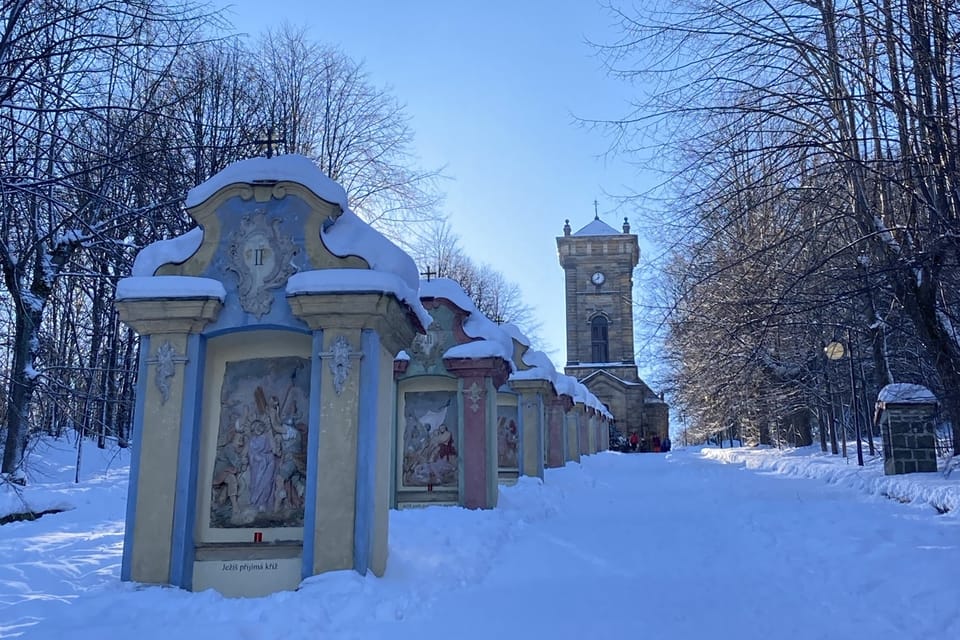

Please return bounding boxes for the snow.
[499,322,531,347]
[287,269,431,330]
[185,155,347,210]
[132,228,203,277]
[443,339,512,361]
[128,155,428,330]
[420,278,515,369]
[115,276,227,301]
[2,441,958,639]
[321,207,425,314]
[877,383,938,404]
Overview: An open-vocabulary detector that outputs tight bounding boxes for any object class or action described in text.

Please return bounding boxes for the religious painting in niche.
[497,405,519,469]
[210,356,310,528]
[402,391,459,487]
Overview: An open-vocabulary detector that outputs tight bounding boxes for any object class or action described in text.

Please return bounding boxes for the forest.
[602,0,960,455]
[0,0,536,479]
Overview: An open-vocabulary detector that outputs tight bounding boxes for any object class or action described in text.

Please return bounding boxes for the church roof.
[572,217,620,236]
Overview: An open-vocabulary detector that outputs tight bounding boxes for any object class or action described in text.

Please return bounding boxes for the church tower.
[556,212,669,447]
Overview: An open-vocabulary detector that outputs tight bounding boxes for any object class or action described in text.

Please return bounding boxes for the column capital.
[508,377,554,397]
[116,297,222,335]
[442,356,510,388]
[288,291,419,355]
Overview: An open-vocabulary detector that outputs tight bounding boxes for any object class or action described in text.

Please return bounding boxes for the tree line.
[598,0,960,453]
[0,0,532,480]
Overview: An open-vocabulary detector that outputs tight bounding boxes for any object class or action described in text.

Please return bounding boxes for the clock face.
[591,271,605,285]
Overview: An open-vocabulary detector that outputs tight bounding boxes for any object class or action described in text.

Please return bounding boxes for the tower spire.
[593,199,599,220]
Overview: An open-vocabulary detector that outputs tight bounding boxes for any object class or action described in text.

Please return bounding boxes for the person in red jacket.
[629,432,639,452]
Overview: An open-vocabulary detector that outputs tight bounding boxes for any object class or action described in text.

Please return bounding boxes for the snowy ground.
[1,440,958,639]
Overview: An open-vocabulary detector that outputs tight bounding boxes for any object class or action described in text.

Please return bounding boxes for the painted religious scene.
[210,356,310,529]
[497,405,519,470]
[401,391,459,489]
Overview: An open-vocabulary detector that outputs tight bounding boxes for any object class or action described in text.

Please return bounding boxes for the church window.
[591,316,609,362]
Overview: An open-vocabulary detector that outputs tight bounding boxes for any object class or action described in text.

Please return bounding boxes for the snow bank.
[700,445,959,515]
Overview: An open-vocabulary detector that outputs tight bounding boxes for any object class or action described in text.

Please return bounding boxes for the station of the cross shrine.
[557,212,669,449]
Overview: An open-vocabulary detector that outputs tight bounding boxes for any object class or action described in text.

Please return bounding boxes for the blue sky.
[222,0,655,366]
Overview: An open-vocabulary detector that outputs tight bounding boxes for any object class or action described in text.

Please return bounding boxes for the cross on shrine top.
[593,199,599,220]
[255,127,286,159]
[420,266,436,282]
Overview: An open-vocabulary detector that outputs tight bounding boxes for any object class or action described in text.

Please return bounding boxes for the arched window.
[591,316,609,362]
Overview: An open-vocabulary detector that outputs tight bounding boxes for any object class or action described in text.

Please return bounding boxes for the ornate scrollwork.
[467,381,484,413]
[154,340,178,405]
[329,335,353,395]
[225,211,298,318]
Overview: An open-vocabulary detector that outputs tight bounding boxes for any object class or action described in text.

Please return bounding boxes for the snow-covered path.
[374,452,960,639]
[2,447,958,639]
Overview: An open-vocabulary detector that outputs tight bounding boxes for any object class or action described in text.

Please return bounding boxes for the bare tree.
[255,24,442,239]
[0,0,218,478]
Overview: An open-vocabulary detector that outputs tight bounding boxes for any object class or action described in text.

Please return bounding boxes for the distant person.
[662,435,672,452]
[629,432,639,452]
[652,435,661,453]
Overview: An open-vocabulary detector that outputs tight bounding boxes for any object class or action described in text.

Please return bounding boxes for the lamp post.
[824,337,864,466]
[846,328,865,466]
[824,341,845,457]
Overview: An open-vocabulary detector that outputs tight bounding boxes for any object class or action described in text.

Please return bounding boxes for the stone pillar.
[289,291,416,576]
[115,296,222,585]
[545,394,570,468]
[585,409,597,455]
[577,404,590,456]
[509,378,551,479]
[565,400,581,463]
[878,402,939,475]
[444,356,510,509]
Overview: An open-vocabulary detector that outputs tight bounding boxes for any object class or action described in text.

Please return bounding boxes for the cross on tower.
[254,126,286,159]
[593,199,599,220]
[493,314,505,325]
[420,266,436,282]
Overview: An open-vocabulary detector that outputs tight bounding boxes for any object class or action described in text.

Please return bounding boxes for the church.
[557,214,669,448]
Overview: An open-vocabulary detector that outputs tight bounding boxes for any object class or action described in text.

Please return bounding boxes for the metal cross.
[420,266,436,282]
[593,199,599,219]
[254,126,286,159]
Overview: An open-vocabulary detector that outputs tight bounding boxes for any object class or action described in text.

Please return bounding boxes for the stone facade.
[877,404,939,475]
[556,216,668,442]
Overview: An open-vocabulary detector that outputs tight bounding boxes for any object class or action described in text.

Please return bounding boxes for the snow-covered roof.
[132,228,203,277]
[572,217,620,237]
[420,278,515,367]
[553,374,579,399]
[185,155,346,210]
[115,276,226,301]
[509,348,558,388]
[128,154,428,330]
[286,269,431,329]
[499,322,531,347]
[877,383,937,405]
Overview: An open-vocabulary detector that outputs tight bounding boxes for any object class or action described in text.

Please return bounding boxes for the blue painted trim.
[169,334,205,589]
[353,330,379,573]
[389,381,399,509]
[121,335,151,582]
[203,323,311,339]
[301,329,323,580]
